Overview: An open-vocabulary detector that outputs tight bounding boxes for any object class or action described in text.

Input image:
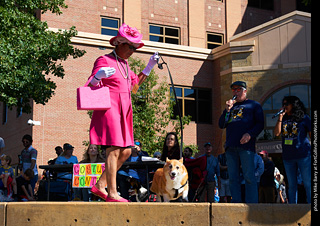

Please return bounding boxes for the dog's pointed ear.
[179,157,183,163]
[166,157,169,162]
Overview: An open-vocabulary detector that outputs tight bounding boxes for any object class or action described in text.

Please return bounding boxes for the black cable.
[158,54,183,159]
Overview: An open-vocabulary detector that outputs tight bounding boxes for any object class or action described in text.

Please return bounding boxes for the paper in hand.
[132,84,139,94]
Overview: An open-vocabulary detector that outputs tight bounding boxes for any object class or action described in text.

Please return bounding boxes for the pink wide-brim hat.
[109,23,144,49]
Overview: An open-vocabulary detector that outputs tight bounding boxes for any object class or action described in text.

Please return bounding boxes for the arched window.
[258,84,311,141]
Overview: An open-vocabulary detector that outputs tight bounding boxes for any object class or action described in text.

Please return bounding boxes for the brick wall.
[0,104,32,165]
[0,0,307,165]
[29,44,215,165]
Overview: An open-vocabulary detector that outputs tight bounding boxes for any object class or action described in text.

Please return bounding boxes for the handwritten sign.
[72,163,105,188]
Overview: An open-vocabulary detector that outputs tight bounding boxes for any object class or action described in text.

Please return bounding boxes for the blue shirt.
[281,114,311,160]
[219,99,264,152]
[0,166,14,178]
[200,154,220,182]
[55,155,78,180]
[118,155,141,180]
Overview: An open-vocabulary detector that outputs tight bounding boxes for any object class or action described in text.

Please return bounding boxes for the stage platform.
[0,202,310,226]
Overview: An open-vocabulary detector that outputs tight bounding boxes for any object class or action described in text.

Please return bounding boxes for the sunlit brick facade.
[0,1,311,169]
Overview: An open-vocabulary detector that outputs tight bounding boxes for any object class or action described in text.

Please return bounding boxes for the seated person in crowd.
[74,144,104,201]
[183,147,195,160]
[0,155,16,198]
[55,143,78,180]
[48,146,63,165]
[16,168,34,201]
[160,132,180,161]
[45,146,63,179]
[153,152,161,160]
[80,144,105,164]
[134,139,149,157]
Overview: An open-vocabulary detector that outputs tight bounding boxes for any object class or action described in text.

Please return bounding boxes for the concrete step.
[0,202,311,226]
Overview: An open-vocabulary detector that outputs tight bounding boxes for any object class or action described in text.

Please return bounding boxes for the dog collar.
[173,181,188,199]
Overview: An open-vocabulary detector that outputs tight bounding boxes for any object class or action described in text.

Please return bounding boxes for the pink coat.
[88,54,139,147]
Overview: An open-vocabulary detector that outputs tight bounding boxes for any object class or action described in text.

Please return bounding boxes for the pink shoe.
[106,196,129,202]
[91,186,108,200]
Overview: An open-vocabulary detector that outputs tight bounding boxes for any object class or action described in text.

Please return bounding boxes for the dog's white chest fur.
[164,171,188,198]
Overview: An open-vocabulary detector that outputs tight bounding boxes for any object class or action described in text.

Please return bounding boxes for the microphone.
[158,62,163,70]
[272,109,284,119]
[224,95,237,121]
[157,53,166,70]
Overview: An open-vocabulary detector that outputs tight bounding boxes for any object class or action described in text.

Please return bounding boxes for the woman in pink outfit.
[88,23,159,202]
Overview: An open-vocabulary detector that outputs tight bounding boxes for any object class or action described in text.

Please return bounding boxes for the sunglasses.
[134,141,141,146]
[126,43,137,51]
[282,102,289,106]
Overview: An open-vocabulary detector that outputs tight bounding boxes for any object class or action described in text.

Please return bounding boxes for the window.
[258,84,311,140]
[248,0,274,10]
[101,17,120,36]
[207,32,224,49]
[149,24,180,45]
[170,86,212,123]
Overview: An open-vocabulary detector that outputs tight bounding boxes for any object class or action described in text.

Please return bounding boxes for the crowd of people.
[0,84,312,204]
[0,83,311,204]
[0,23,311,204]
[0,114,310,204]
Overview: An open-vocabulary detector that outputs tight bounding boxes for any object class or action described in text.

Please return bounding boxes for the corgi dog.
[150,158,188,202]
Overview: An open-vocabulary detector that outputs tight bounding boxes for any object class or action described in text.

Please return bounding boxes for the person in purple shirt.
[219,81,264,203]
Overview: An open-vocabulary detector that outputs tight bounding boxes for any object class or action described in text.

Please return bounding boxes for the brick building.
[0,0,311,167]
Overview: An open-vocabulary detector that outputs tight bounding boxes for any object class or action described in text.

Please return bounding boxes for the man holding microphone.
[219,81,264,203]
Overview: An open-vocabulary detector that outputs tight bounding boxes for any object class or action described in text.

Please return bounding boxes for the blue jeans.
[283,154,311,204]
[225,148,258,203]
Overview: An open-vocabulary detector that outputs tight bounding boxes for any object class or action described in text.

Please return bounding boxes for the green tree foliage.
[129,57,191,156]
[0,0,86,113]
[302,0,311,5]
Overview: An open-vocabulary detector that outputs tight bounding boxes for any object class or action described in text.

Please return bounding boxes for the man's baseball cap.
[63,143,74,150]
[230,81,247,89]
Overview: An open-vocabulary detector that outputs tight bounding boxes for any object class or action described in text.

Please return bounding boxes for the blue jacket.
[200,154,220,182]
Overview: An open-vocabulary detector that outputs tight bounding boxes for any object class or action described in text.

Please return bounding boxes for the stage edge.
[4,202,311,226]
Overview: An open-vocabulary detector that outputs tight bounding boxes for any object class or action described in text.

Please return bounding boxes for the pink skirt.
[90,91,134,147]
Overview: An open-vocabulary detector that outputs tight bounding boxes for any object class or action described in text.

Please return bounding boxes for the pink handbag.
[77,79,111,110]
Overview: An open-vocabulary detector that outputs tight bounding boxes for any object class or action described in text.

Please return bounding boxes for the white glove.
[142,52,160,76]
[90,67,116,86]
